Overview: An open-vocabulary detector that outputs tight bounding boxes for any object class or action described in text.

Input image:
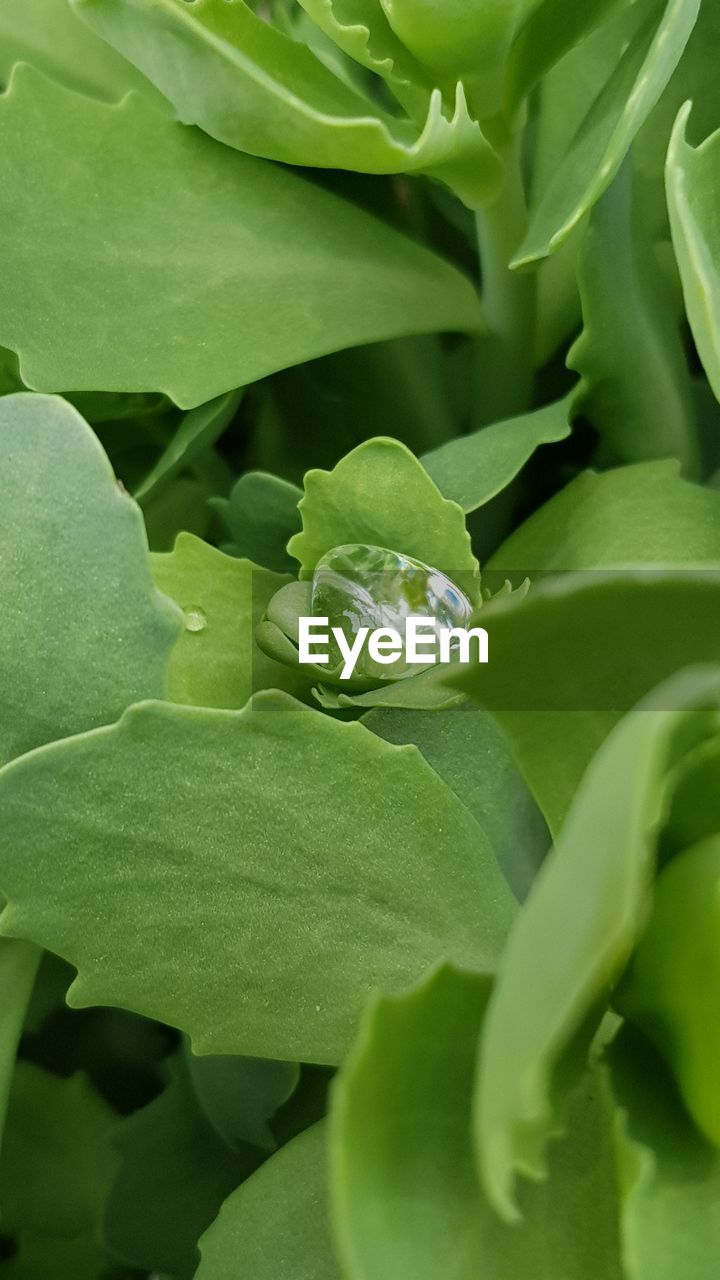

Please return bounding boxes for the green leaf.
[151,532,310,707]
[515,0,700,267]
[212,472,302,574]
[331,963,623,1279]
[569,164,698,472]
[256,581,351,687]
[474,667,720,1219]
[313,664,467,711]
[449,573,720,831]
[185,1047,299,1152]
[488,460,720,571]
[104,1052,260,1278]
[0,695,515,1065]
[635,0,720,189]
[615,836,720,1148]
[0,0,161,101]
[66,388,170,426]
[0,66,483,411]
[287,438,479,594]
[197,1122,340,1279]
[332,965,492,1280]
[487,710,621,839]
[66,395,178,501]
[0,1062,114,1265]
[256,580,468,707]
[421,394,572,514]
[503,0,625,114]
[530,1,638,219]
[376,0,527,117]
[364,705,549,900]
[0,389,178,1190]
[73,0,502,207]
[0,393,180,767]
[134,390,244,505]
[666,104,720,406]
[662,733,720,854]
[269,1064,334,1150]
[529,5,637,363]
[296,0,432,107]
[607,1026,720,1280]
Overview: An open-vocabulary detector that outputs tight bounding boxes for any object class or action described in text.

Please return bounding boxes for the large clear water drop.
[310,543,472,680]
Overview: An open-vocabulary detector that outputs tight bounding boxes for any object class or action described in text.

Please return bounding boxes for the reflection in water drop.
[311,543,473,680]
[184,606,207,633]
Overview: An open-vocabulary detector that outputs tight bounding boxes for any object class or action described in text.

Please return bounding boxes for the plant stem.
[474,143,536,424]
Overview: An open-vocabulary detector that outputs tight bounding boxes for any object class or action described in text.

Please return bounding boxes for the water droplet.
[311,543,472,680]
[184,605,207,633]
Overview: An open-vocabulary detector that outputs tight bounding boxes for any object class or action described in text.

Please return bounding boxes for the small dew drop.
[184,606,207,634]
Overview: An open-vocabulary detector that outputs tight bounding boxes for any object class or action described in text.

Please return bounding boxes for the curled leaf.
[666,102,720,406]
[73,0,502,205]
[515,0,700,266]
[475,667,720,1218]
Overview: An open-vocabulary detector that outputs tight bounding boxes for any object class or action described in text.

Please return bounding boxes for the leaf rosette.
[255,436,486,707]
